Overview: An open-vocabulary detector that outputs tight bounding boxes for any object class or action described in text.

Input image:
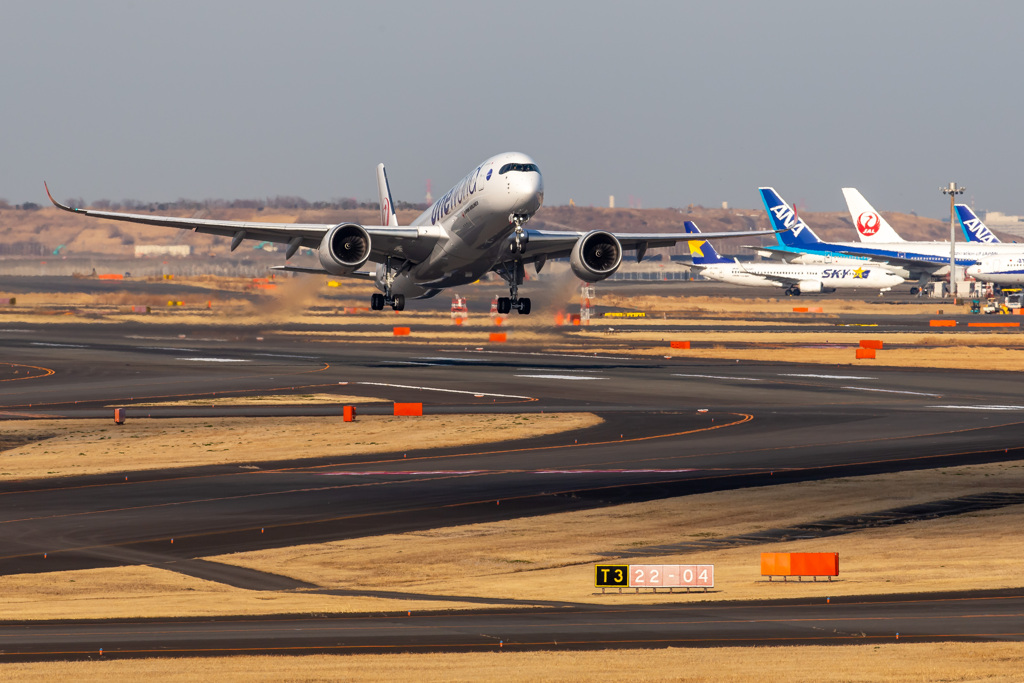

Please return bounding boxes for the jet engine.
[797,280,835,294]
[318,223,371,275]
[570,231,623,282]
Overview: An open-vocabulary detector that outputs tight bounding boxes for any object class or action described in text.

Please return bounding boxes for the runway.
[1,590,1022,660]
[2,308,1024,659]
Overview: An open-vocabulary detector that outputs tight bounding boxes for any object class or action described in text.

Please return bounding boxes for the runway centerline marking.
[930,405,1024,411]
[842,386,940,397]
[513,374,607,381]
[780,373,876,380]
[356,382,534,400]
[176,357,249,363]
[673,374,762,382]
[445,349,633,361]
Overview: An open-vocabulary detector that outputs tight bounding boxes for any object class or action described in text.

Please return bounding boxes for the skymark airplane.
[685,222,902,295]
[758,188,1024,290]
[47,153,777,314]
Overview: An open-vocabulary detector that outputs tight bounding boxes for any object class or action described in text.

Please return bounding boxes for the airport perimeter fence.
[0,257,282,278]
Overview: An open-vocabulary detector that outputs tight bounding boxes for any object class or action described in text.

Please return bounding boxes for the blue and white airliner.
[757,188,1024,290]
[686,222,902,295]
[47,153,777,314]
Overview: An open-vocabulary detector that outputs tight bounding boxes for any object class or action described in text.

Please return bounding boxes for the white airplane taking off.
[685,222,904,295]
[47,153,778,314]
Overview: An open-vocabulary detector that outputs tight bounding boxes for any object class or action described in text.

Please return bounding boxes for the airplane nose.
[966,264,980,278]
[513,172,544,214]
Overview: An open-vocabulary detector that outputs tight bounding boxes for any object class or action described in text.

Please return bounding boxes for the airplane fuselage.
[383,152,544,298]
[699,263,904,290]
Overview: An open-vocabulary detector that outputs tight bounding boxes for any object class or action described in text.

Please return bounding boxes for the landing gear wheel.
[371,293,385,310]
[392,294,405,311]
[910,287,919,295]
[517,297,531,315]
[497,297,512,315]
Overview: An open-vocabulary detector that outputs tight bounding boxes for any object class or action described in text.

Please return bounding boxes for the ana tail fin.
[758,188,822,248]
[684,221,731,265]
[955,204,1000,243]
[841,188,903,242]
[376,163,399,227]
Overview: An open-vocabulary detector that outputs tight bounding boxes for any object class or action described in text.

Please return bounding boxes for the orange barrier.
[761,552,838,580]
[929,320,957,327]
[489,332,507,343]
[792,307,808,313]
[393,327,411,336]
[859,340,884,350]
[394,402,423,416]
[855,348,875,359]
[343,405,356,422]
[670,341,690,349]
[98,273,124,280]
[808,306,823,313]
[114,408,126,425]
[968,322,1020,328]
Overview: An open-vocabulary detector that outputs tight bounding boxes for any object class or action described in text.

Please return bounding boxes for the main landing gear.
[371,257,406,311]
[784,286,801,296]
[497,253,531,315]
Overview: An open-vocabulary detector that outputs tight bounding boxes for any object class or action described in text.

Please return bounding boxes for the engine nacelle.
[569,231,623,282]
[318,223,371,275]
[797,280,823,293]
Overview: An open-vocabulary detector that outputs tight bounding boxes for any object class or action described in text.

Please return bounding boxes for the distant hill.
[0,203,992,259]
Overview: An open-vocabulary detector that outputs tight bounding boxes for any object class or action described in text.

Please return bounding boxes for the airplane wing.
[44,184,425,262]
[516,227,781,263]
[828,248,960,271]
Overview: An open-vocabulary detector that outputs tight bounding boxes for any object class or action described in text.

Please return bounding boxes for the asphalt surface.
[2,286,1023,659]
[1,590,1022,660]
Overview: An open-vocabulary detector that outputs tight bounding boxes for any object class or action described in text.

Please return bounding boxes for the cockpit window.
[498,163,539,175]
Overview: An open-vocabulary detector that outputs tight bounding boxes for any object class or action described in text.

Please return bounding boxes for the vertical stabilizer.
[955,204,1000,243]
[376,163,399,227]
[684,222,731,265]
[842,188,904,242]
[758,188,823,248]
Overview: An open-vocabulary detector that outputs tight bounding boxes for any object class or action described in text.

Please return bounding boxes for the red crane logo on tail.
[856,211,880,236]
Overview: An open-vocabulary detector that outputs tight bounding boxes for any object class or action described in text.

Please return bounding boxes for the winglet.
[44,182,80,213]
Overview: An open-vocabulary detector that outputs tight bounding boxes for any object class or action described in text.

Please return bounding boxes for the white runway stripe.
[356,381,532,399]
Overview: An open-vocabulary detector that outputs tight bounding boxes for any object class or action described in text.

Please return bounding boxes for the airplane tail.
[684,221,731,265]
[758,188,823,248]
[955,204,1000,243]
[841,188,904,242]
[376,163,399,227]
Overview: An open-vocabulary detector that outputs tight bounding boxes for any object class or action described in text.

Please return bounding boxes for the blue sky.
[3,1,1019,217]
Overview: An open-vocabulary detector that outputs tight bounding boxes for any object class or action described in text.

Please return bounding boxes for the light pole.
[941,181,965,302]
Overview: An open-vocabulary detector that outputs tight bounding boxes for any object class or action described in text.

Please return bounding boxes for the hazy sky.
[3,1,1021,217]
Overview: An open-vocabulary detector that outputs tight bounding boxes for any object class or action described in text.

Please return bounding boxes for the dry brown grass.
[5,461,1022,622]
[3,643,1023,681]
[212,460,1024,605]
[0,413,602,480]
[0,565,492,620]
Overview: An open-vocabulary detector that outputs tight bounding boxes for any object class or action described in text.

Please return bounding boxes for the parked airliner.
[686,223,903,295]
[757,188,1024,291]
[47,153,777,313]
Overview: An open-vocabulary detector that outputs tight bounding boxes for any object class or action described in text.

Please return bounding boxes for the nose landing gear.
[509,213,531,255]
